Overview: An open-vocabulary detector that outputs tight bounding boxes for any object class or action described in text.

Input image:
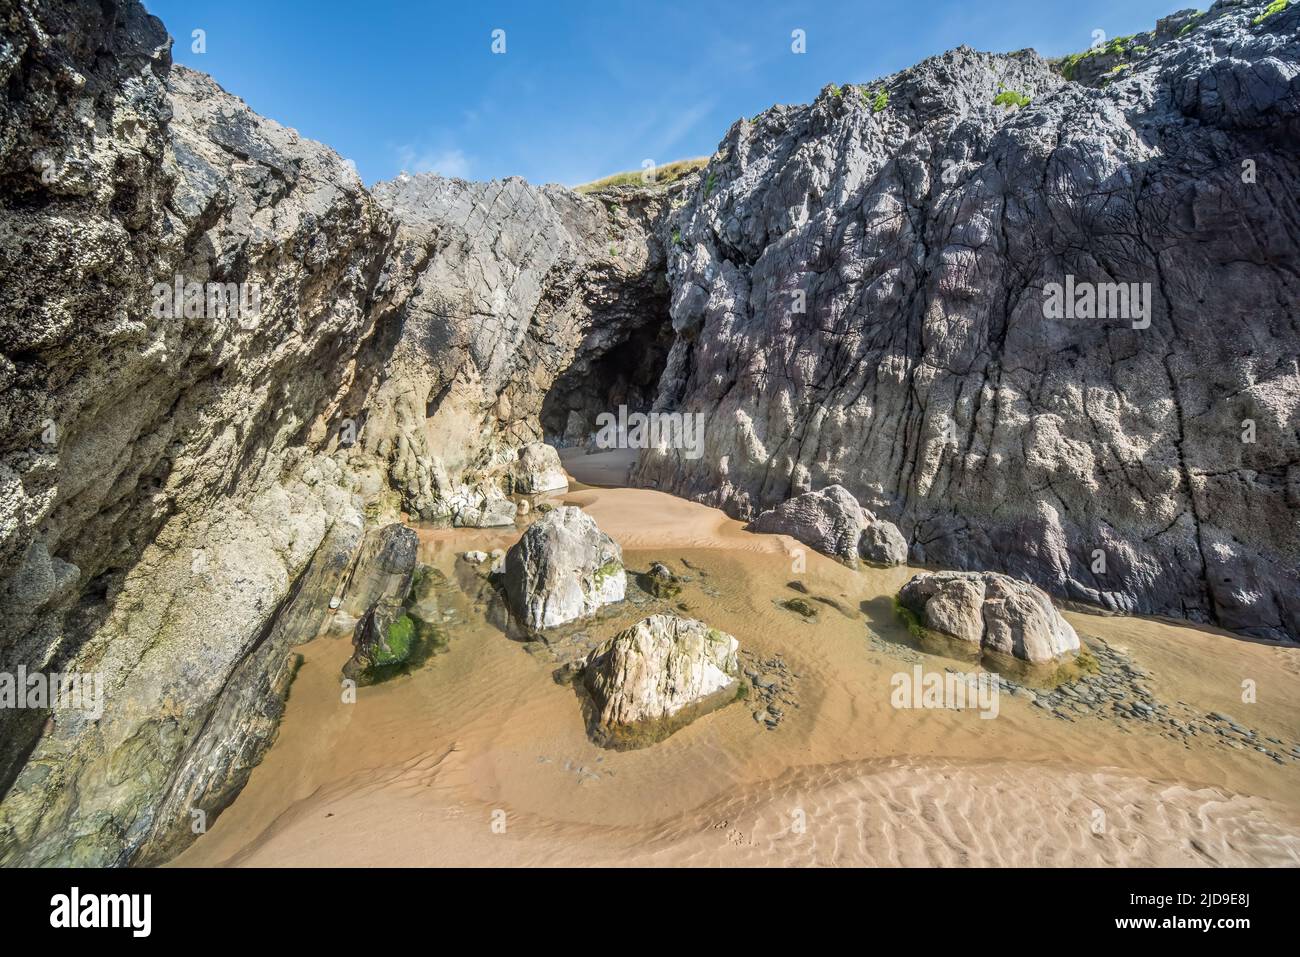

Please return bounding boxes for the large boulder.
[859,517,909,566]
[511,443,569,494]
[504,506,625,630]
[898,571,1081,662]
[582,614,741,747]
[748,485,866,565]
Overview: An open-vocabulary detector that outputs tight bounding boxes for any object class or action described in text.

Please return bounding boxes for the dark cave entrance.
[540,304,676,447]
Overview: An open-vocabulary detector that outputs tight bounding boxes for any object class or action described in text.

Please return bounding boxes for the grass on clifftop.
[1255,0,1288,25]
[573,157,708,193]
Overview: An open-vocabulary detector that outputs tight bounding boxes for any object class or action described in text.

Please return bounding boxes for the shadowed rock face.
[636,2,1300,641]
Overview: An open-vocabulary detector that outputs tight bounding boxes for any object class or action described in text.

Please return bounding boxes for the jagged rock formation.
[582,614,741,747]
[0,0,392,865]
[355,174,672,524]
[0,0,1297,868]
[637,0,1300,641]
[504,506,625,631]
[898,571,1082,662]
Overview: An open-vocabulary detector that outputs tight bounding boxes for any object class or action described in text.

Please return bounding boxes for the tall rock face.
[637,1,1300,640]
[0,0,670,864]
[0,0,393,864]
[0,0,1297,871]
[354,175,672,525]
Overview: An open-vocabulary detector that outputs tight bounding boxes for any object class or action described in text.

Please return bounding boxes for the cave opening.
[540,303,676,448]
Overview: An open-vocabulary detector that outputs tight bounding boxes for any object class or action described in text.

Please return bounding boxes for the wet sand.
[173,457,1300,867]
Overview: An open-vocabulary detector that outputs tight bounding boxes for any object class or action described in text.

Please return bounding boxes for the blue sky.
[146,0,1184,187]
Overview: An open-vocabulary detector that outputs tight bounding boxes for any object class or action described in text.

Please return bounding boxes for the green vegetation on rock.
[374,614,414,666]
[1255,0,1288,24]
[573,157,708,193]
[779,597,819,620]
[593,559,623,585]
[862,88,889,113]
[993,89,1031,108]
[893,596,928,641]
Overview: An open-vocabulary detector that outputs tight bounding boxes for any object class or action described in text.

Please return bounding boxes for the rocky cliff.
[0,0,666,865]
[0,0,393,864]
[0,0,1296,866]
[637,1,1300,641]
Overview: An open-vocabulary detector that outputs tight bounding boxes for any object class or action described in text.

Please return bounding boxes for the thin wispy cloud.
[394,145,472,179]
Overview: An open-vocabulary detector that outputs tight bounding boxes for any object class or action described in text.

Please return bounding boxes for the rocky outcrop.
[355,174,669,525]
[344,561,447,685]
[582,614,741,746]
[637,0,1300,641]
[1,0,1297,872]
[0,0,672,864]
[749,485,867,565]
[504,506,625,631]
[898,571,1082,662]
[0,0,394,866]
[748,484,910,567]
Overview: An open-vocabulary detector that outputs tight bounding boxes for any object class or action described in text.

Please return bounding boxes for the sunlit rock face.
[357,172,672,526]
[899,571,1082,663]
[583,614,741,747]
[637,4,1300,641]
[749,484,870,566]
[504,506,626,631]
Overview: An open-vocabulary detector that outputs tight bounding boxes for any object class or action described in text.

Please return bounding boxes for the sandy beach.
[173,454,1300,868]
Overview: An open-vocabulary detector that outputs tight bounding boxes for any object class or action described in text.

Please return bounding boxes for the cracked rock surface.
[637,1,1300,641]
[0,0,1297,869]
[504,506,626,631]
[582,613,741,746]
